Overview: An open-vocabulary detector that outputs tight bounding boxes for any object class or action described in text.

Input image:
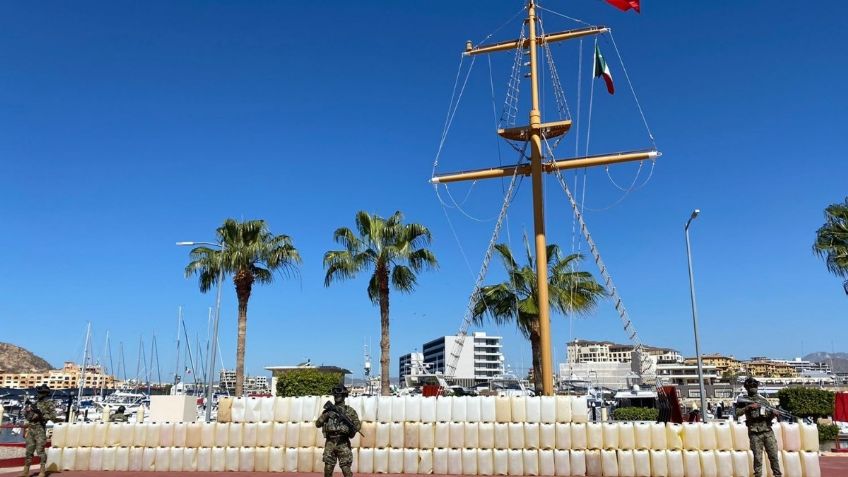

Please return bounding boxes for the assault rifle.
[23,399,46,424]
[323,401,363,438]
[736,396,797,421]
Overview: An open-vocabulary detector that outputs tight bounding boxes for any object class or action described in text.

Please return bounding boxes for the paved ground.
[1,455,847,477]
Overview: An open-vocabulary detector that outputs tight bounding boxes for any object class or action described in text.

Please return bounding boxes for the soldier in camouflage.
[315,385,361,477]
[736,377,782,477]
[22,384,58,477]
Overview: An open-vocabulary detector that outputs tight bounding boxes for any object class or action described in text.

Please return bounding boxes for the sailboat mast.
[526,0,554,396]
[77,322,92,404]
[174,306,183,390]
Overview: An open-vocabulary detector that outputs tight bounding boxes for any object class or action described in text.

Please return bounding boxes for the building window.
[714,389,732,398]
[688,389,701,398]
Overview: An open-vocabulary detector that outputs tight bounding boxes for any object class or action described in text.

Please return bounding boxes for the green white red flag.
[593,44,615,95]
[605,0,640,13]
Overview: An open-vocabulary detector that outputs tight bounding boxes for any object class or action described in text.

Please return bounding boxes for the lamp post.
[177,240,225,422]
[684,209,708,421]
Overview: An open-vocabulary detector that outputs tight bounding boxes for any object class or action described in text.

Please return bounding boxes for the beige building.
[566,340,681,365]
[744,359,799,378]
[0,362,116,390]
[683,354,742,375]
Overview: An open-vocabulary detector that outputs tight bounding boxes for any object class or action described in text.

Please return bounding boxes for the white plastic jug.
[586,422,603,450]
[450,421,465,448]
[359,448,374,473]
[256,421,273,446]
[288,397,304,422]
[376,422,392,448]
[526,397,542,424]
[507,449,524,476]
[245,397,261,422]
[539,396,556,424]
[649,422,667,450]
[617,449,635,477]
[293,447,310,472]
[435,422,450,448]
[60,448,76,471]
[88,447,103,471]
[481,396,497,422]
[666,450,684,477]
[405,395,421,422]
[666,423,684,450]
[391,422,405,448]
[228,422,243,447]
[479,449,495,475]
[105,422,121,447]
[511,396,527,423]
[731,451,750,477]
[268,447,285,472]
[494,422,510,449]
[198,422,214,448]
[301,395,318,422]
[603,423,620,449]
[282,447,298,473]
[800,451,821,477]
[260,397,275,422]
[495,396,512,423]
[173,422,187,447]
[682,423,701,450]
[633,449,650,477]
[682,450,701,477]
[525,422,541,449]
[128,447,143,471]
[462,448,479,475]
[214,422,229,447]
[781,422,801,451]
[700,450,717,477]
[115,446,130,472]
[494,449,509,476]
[362,396,378,422]
[453,396,468,422]
[274,396,289,422]
[299,421,316,447]
[618,422,636,450]
[633,422,651,450]
[700,422,717,450]
[436,396,453,422]
[448,448,463,475]
[571,397,589,424]
[243,422,258,447]
[731,422,750,450]
[554,423,571,450]
[169,447,184,472]
[715,450,732,477]
[65,424,81,448]
[419,449,434,475]
[600,449,618,477]
[433,448,448,475]
[117,423,135,448]
[479,422,495,449]
[584,450,602,477]
[183,447,198,472]
[392,396,407,422]
[377,396,393,423]
[50,425,67,448]
[538,449,555,476]
[92,423,108,447]
[800,424,818,452]
[78,448,93,471]
[359,421,376,448]
[77,422,95,447]
[508,422,525,449]
[419,422,435,449]
[225,446,240,472]
[405,422,420,449]
[202,448,218,472]
[420,396,436,423]
[572,450,588,476]
[253,447,269,472]
[154,446,171,472]
[648,450,667,477]
[571,423,588,450]
[231,397,246,422]
[522,449,539,476]
[553,450,571,476]
[465,421,480,448]
[44,447,62,473]
[389,448,405,474]
[467,396,482,422]
[714,422,732,451]
[555,396,572,423]
[373,448,390,473]
[403,448,419,474]
[539,423,556,450]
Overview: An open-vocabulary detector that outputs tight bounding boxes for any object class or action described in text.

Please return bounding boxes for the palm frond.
[391,265,418,293]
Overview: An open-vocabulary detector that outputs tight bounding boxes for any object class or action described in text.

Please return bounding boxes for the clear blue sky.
[1,1,845,382]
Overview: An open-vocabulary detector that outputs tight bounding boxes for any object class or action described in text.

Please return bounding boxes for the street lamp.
[177,240,225,422]
[684,209,708,421]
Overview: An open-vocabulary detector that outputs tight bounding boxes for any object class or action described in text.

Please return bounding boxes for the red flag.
[605,0,640,13]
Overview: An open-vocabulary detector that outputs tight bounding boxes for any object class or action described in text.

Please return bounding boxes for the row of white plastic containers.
[50,420,818,452]
[45,446,821,477]
[219,395,590,424]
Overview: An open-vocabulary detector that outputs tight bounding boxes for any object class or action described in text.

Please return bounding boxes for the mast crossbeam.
[465,25,608,57]
[498,119,572,141]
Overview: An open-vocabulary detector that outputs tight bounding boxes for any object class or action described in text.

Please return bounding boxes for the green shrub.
[275,369,344,397]
[818,423,839,442]
[777,387,834,419]
[613,406,659,421]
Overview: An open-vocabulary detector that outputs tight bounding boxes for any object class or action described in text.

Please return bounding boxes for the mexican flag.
[605,0,641,13]
[593,44,615,95]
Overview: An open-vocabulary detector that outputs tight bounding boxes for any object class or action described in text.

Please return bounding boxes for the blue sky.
[1,1,845,383]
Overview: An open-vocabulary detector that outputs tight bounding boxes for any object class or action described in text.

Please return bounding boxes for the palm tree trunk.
[378,264,391,396]
[529,319,543,392]
[234,271,254,397]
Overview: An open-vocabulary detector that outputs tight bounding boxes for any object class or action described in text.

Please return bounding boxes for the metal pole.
[205,242,225,422]
[174,306,182,392]
[685,210,708,421]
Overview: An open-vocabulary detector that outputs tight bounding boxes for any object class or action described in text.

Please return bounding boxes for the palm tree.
[471,238,605,391]
[184,219,301,396]
[324,211,437,395]
[813,197,848,295]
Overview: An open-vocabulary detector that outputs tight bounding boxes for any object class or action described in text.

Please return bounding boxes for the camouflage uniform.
[110,411,129,423]
[737,393,782,477]
[23,395,57,476]
[316,395,361,477]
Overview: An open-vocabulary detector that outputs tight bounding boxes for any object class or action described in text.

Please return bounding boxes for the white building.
[420,332,504,387]
[399,352,426,384]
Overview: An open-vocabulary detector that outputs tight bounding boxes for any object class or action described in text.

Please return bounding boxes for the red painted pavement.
[0,457,846,477]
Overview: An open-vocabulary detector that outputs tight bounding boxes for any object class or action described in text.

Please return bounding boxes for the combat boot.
[37,463,47,477]
[19,464,30,477]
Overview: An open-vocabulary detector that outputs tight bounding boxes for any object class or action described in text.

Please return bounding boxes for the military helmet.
[116,405,126,413]
[331,385,349,397]
[36,384,51,395]
[743,377,759,388]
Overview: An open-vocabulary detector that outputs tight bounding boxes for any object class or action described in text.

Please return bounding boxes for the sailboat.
[430,0,662,402]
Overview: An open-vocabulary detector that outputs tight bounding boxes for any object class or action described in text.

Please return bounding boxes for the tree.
[813,197,848,295]
[471,238,605,391]
[324,211,437,396]
[184,219,301,396]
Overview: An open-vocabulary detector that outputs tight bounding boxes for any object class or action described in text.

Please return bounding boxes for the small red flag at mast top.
[605,0,641,13]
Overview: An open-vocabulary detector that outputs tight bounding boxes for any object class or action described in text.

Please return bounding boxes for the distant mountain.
[0,343,54,373]
[803,352,848,373]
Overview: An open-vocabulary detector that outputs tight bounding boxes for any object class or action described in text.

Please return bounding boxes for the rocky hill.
[803,352,848,373]
[0,343,54,373]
